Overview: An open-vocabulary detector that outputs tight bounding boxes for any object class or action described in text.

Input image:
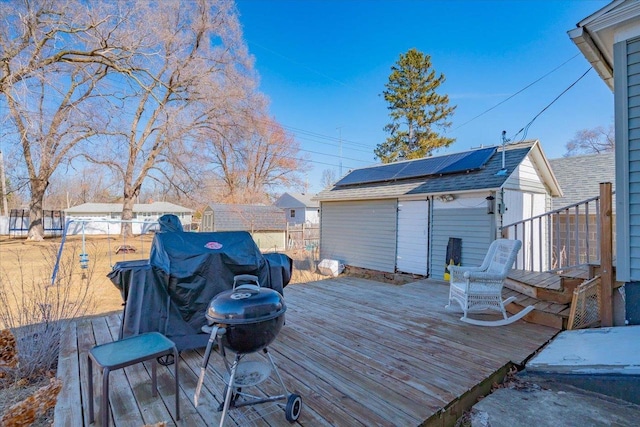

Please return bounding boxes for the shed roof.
[65,201,193,214]
[549,152,615,209]
[316,140,560,202]
[205,204,286,231]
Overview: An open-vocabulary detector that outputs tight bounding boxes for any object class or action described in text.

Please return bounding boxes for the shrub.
[0,242,96,384]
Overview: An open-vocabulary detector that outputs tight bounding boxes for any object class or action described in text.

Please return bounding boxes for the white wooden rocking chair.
[445,239,534,326]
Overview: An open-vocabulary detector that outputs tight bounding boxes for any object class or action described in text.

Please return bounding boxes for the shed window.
[290,210,296,218]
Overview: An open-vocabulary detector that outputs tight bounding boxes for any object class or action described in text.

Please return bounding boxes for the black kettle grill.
[194,275,301,426]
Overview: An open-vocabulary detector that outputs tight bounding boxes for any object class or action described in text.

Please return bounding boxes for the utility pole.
[0,148,8,217]
[337,127,343,177]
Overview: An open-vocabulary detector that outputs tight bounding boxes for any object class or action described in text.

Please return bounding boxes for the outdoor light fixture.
[486,195,495,214]
[439,194,455,202]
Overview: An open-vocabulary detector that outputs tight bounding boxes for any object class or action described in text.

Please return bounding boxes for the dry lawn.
[0,234,155,321]
[0,234,325,323]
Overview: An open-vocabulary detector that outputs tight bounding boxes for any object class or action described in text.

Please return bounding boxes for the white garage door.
[396,200,429,275]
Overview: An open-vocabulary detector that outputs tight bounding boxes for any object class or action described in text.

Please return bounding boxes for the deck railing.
[501,191,614,273]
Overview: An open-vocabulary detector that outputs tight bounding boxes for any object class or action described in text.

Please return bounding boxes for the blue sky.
[235,0,613,194]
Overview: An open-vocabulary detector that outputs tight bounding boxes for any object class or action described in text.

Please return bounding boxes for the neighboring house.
[274,192,320,224]
[549,152,616,210]
[549,152,616,265]
[315,140,561,279]
[200,204,286,251]
[570,0,640,323]
[63,201,193,234]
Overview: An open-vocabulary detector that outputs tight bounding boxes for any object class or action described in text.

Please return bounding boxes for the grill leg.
[219,354,240,427]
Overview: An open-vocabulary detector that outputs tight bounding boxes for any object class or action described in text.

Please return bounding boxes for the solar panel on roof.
[334,146,497,187]
[334,161,407,186]
[438,147,497,174]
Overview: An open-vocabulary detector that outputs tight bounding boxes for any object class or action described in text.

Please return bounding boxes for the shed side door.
[396,200,429,275]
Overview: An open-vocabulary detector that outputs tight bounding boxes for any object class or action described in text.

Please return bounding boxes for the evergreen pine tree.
[375,48,456,163]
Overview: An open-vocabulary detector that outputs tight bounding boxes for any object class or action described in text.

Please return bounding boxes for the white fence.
[0,216,7,235]
[64,217,160,235]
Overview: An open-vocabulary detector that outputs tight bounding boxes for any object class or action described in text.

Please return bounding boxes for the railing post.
[599,182,614,327]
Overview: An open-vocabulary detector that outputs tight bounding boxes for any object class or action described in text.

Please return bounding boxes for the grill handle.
[233,274,260,290]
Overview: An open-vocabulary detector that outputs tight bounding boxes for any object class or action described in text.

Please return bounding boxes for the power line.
[247,39,353,89]
[297,147,370,164]
[453,53,582,131]
[512,67,592,142]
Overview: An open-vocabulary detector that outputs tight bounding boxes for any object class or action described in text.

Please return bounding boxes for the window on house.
[290,210,295,218]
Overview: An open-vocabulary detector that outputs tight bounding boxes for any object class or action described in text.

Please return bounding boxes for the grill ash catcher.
[194,274,302,425]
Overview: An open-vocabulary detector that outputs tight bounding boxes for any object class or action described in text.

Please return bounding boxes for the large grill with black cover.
[107,228,292,351]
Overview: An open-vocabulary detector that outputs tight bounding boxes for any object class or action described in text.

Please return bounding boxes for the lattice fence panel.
[567,276,601,330]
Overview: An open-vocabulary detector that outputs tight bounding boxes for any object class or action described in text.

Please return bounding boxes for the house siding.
[430,207,492,280]
[615,38,640,281]
[304,208,320,224]
[629,38,640,281]
[320,200,397,273]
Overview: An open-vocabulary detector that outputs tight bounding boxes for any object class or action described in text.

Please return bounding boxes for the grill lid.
[206,284,286,325]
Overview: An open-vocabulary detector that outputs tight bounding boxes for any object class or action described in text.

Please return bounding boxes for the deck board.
[55,277,558,426]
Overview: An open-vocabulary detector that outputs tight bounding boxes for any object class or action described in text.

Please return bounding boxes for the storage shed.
[315,140,561,279]
[200,204,287,251]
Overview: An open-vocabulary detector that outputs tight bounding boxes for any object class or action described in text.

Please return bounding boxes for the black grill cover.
[108,230,292,351]
[157,213,184,233]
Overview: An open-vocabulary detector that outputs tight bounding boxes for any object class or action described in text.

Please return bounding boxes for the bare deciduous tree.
[0,0,139,240]
[565,124,614,156]
[321,168,337,189]
[82,0,267,235]
[2,0,306,238]
[206,116,306,204]
[46,164,117,209]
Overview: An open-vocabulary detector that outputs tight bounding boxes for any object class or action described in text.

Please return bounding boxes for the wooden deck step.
[503,288,571,330]
[505,269,586,305]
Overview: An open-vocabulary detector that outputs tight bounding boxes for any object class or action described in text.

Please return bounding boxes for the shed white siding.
[430,207,493,280]
[396,200,429,275]
[503,156,547,193]
[502,190,549,271]
[320,200,397,273]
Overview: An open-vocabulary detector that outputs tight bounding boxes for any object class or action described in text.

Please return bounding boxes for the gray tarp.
[108,231,292,351]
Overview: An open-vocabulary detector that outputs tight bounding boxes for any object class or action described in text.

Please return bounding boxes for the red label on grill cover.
[204,241,223,250]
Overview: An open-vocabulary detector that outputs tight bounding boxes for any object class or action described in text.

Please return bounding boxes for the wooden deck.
[54,277,559,426]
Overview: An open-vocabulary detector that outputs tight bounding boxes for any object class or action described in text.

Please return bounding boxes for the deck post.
[599,182,614,327]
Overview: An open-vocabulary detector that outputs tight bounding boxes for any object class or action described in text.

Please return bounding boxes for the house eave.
[569,26,614,90]
[569,0,640,91]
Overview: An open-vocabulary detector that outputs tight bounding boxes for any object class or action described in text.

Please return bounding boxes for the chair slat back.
[486,239,522,276]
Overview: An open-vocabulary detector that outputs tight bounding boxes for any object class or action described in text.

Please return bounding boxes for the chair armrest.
[463,271,505,282]
[447,265,484,274]
[448,265,483,283]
